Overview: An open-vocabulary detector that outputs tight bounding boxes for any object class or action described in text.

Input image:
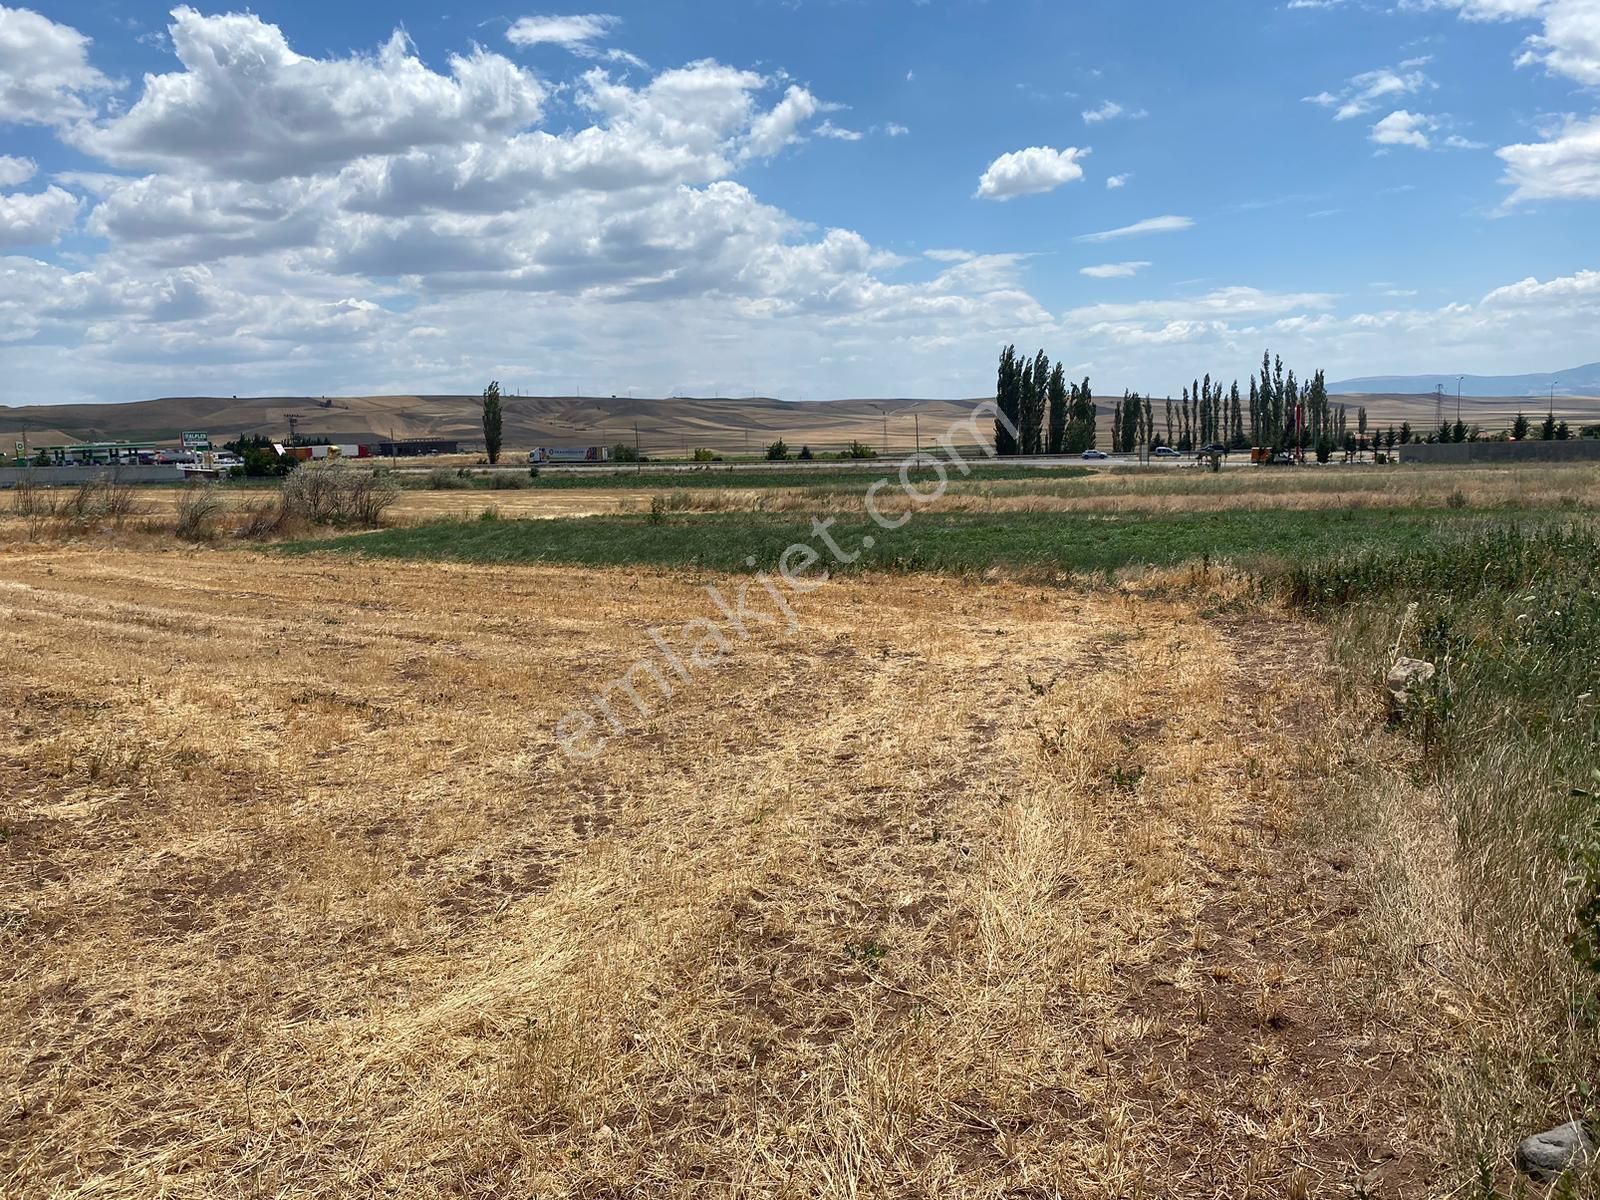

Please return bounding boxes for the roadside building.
[35,442,159,465]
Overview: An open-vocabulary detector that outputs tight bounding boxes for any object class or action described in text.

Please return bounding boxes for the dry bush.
[231,497,303,540]
[10,475,55,518]
[424,467,472,489]
[174,485,225,540]
[282,461,399,527]
[36,475,145,526]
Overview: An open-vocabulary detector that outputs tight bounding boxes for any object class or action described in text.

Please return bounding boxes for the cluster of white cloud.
[1411,0,1600,82]
[1304,60,1435,121]
[0,6,1071,400]
[1304,57,1487,151]
[0,3,1593,403]
[1426,0,1600,199]
[1307,0,1600,197]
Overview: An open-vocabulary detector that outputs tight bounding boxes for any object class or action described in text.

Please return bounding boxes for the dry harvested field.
[5,461,1598,540]
[0,545,1445,1197]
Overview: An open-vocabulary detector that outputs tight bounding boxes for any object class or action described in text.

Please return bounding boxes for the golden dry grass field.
[0,544,1450,1198]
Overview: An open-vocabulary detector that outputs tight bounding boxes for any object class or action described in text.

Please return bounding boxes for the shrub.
[798,445,814,461]
[280,461,398,527]
[691,447,716,462]
[425,467,470,490]
[53,476,142,525]
[841,440,878,460]
[766,439,790,461]
[175,486,225,541]
[231,498,300,540]
[11,475,52,517]
[488,472,529,490]
[611,443,641,463]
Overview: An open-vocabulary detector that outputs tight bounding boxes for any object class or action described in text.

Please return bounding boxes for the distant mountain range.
[1330,362,1600,398]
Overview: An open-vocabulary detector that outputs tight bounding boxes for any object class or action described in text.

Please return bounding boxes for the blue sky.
[0,0,1595,403]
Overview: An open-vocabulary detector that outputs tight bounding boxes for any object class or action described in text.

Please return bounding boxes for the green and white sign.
[181,430,210,450]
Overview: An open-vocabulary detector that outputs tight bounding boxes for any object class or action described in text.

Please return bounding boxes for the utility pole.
[913,411,921,466]
[1457,376,1464,427]
[634,420,641,475]
[869,403,888,456]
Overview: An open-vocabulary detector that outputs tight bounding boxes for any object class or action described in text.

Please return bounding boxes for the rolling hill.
[2,388,1594,456]
[0,395,991,458]
[1331,362,1600,398]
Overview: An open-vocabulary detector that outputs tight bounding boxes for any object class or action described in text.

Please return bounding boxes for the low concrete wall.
[1399,439,1600,465]
[0,465,184,488]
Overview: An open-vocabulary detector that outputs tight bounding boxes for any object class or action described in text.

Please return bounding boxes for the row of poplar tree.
[992,346,1097,455]
[994,346,1351,456]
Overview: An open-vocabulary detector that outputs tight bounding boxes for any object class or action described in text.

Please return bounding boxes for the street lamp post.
[1457,375,1464,428]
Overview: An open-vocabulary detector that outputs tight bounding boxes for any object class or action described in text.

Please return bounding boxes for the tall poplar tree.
[1046,363,1068,455]
[482,380,504,465]
[1023,350,1049,454]
[995,345,1020,455]
[1018,356,1039,456]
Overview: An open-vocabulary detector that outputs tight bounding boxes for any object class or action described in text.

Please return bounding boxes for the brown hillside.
[1,391,1593,456]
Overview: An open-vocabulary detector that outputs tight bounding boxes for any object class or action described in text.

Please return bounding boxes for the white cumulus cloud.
[74,7,547,182]
[0,3,113,125]
[1371,109,1436,149]
[1498,114,1600,200]
[0,183,78,247]
[0,153,35,186]
[976,146,1088,200]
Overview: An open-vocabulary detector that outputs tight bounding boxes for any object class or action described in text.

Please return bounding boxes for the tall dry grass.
[1281,524,1600,1193]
